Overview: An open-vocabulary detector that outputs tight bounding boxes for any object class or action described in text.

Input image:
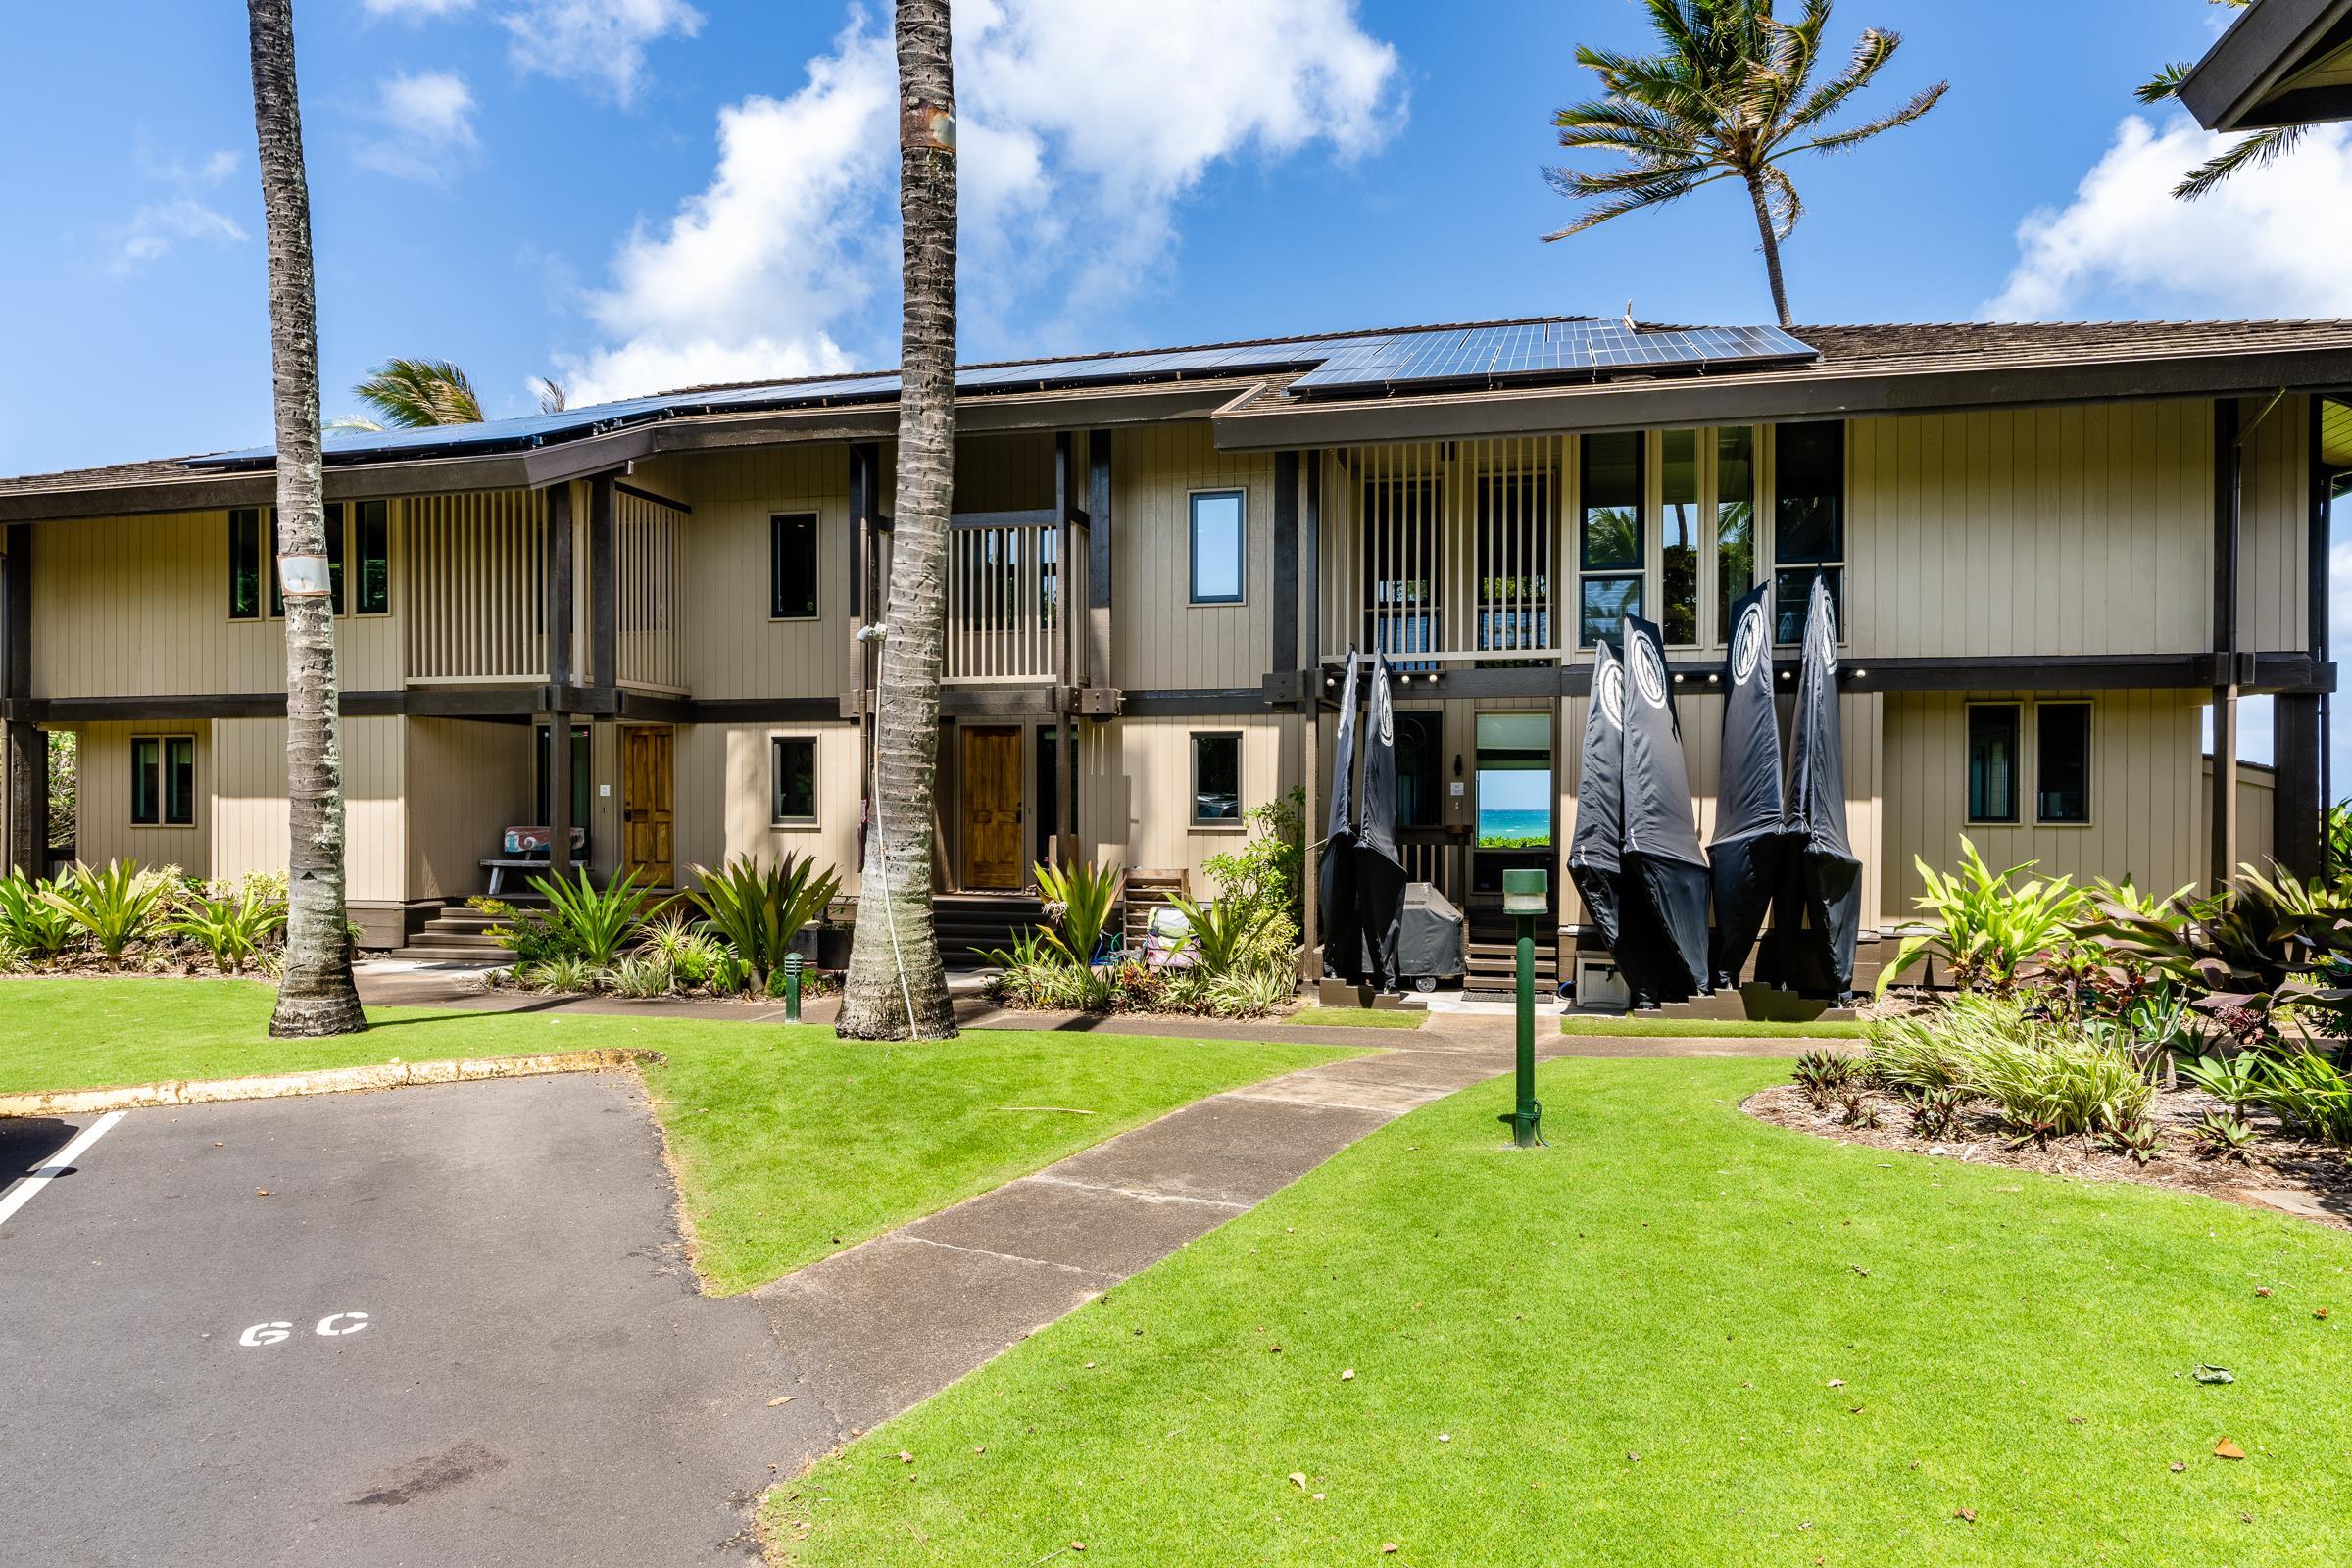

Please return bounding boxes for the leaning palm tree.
[2140,0,2301,200]
[246,0,365,1037]
[838,0,958,1040]
[1544,0,1946,327]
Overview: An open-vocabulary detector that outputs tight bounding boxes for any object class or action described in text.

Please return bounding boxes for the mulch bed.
[1744,1082,2352,1229]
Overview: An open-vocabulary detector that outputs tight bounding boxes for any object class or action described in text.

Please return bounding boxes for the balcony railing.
[613,486,684,692]
[405,488,550,683]
[945,516,1083,684]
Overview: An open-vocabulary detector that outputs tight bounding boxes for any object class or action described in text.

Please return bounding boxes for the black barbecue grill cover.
[1352,653,1408,991]
[1396,882,1466,982]
[1706,581,1791,989]
[1617,613,1712,1003]
[1761,573,1863,997]
[1567,638,1627,951]
[1318,649,1362,984]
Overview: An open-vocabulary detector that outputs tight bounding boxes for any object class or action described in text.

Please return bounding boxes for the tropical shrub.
[685,853,841,988]
[1863,994,2021,1095]
[1791,1047,1867,1107]
[0,871,78,961]
[606,953,673,999]
[1877,837,2089,997]
[2082,864,2352,1050]
[1162,893,1273,977]
[2188,1110,2257,1162]
[1034,857,1125,968]
[1200,788,1305,967]
[1967,1029,2153,1143]
[166,880,287,973]
[1909,1086,1967,1139]
[44,859,173,962]
[520,955,601,994]
[526,866,666,967]
[1200,958,1297,1017]
[2180,1051,2268,1111]
[2256,1049,2352,1147]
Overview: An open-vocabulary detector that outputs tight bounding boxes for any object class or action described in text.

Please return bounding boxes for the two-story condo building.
[1,316,2344,981]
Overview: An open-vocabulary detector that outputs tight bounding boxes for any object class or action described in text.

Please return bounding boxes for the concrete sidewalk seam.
[893,1234,1112,1279]
[1018,1172,1251,1209]
[0,1048,662,1119]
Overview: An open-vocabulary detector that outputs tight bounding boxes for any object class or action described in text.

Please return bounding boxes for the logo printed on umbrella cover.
[1596,659,1625,729]
[1631,632,1669,709]
[1811,584,1839,674]
[1733,602,1767,684]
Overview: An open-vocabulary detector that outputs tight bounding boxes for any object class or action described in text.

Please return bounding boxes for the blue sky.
[3,0,2342,767]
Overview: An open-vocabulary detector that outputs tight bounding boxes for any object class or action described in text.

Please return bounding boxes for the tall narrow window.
[354,500,390,614]
[324,502,347,615]
[1715,426,1756,642]
[1659,429,1699,645]
[772,736,817,822]
[1773,421,1844,643]
[130,736,162,825]
[1966,703,2020,824]
[1190,490,1245,605]
[1394,710,1444,828]
[2036,702,2091,824]
[164,736,196,826]
[533,723,592,829]
[1192,731,1242,823]
[770,513,819,619]
[1578,431,1642,647]
[229,509,265,619]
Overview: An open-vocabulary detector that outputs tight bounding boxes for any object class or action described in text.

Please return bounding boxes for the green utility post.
[781,950,805,1024]
[1498,867,1546,1148]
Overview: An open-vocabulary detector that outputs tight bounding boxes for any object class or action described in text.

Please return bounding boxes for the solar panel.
[1289,320,1815,394]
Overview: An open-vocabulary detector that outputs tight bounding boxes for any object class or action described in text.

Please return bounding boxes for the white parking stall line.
[0,1110,127,1228]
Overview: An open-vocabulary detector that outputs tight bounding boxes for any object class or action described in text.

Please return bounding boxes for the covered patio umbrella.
[1567,638,1627,954]
[1762,573,1863,998]
[1706,582,1789,990]
[1617,613,1712,1004]
[1353,652,1408,992]
[1318,650,1362,984]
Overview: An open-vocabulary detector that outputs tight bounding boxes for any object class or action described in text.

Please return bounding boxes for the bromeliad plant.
[524,866,667,968]
[1034,858,1125,969]
[1162,893,1274,978]
[0,870,79,961]
[685,853,842,990]
[167,880,288,973]
[1876,837,2090,997]
[44,859,174,964]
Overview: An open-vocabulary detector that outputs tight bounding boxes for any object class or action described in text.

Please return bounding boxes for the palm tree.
[246,0,365,1038]
[2140,1,2301,200]
[1544,0,1946,327]
[838,0,959,1040]
[329,364,569,432]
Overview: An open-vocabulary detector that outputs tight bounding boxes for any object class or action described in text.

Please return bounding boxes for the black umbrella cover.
[1352,653,1408,991]
[1706,581,1789,989]
[1617,612,1712,1003]
[1763,573,1863,997]
[1567,638,1627,950]
[1318,649,1362,984]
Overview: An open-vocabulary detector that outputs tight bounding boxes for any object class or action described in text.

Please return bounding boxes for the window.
[229,509,265,619]
[2036,702,2092,825]
[1659,429,1699,645]
[1578,431,1642,647]
[533,723,592,828]
[1715,426,1757,642]
[770,513,819,619]
[772,736,817,822]
[1966,704,2020,824]
[1190,490,1246,605]
[131,735,195,826]
[1773,421,1844,643]
[228,504,361,617]
[1394,710,1444,828]
[1191,731,1242,823]
[354,500,390,615]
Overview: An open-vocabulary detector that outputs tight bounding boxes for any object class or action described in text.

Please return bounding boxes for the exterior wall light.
[276,555,332,599]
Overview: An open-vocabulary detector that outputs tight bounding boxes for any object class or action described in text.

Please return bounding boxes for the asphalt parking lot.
[0,1073,826,1567]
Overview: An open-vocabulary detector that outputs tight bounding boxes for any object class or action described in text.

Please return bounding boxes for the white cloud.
[363,0,475,17]
[502,0,705,106]
[562,0,1401,404]
[357,69,480,183]
[107,146,245,275]
[1985,113,2352,321]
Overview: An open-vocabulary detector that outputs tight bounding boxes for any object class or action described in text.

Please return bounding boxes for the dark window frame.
[229,504,356,619]
[770,512,820,621]
[1393,709,1445,829]
[532,722,592,829]
[771,735,819,824]
[1772,420,1846,646]
[1190,730,1244,826]
[1965,702,2022,825]
[130,733,196,827]
[1188,489,1247,606]
[1578,430,1644,648]
[353,499,391,616]
[2034,700,2093,826]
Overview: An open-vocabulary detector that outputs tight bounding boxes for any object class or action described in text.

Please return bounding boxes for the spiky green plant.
[2257,1049,2352,1147]
[1876,837,2090,997]
[44,859,173,962]
[0,870,79,961]
[167,881,288,973]
[525,866,665,968]
[1033,858,1125,969]
[685,854,842,989]
[1163,893,1274,978]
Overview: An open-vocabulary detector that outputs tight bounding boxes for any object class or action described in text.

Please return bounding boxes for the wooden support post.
[546,710,575,888]
[588,475,616,691]
[1298,455,1322,980]
[1273,451,1298,677]
[2277,693,2324,879]
[1054,432,1078,866]
[3,522,44,876]
[546,483,575,687]
[1087,430,1112,695]
[2212,397,2243,893]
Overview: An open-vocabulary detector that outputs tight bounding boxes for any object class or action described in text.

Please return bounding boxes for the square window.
[771,514,819,619]
[2036,702,2091,824]
[772,737,817,822]
[1190,491,1245,604]
[1967,704,2020,824]
[1191,732,1242,823]
[1580,576,1642,649]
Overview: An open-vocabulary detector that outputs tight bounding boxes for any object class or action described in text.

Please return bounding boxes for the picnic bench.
[481,825,589,897]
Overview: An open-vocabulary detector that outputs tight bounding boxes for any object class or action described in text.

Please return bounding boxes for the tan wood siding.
[671,721,862,891]
[71,721,212,877]
[2200,760,2278,875]
[2237,393,2310,654]
[403,717,533,903]
[1073,715,1299,895]
[673,448,852,701]
[1111,423,1279,692]
[208,716,404,902]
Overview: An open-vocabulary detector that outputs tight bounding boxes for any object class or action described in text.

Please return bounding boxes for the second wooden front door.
[962,726,1024,889]
[620,725,675,886]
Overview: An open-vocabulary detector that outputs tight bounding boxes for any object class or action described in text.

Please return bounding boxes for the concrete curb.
[0,1048,664,1119]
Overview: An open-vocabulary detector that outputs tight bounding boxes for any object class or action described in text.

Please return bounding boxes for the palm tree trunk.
[1742,172,1794,329]
[838,0,958,1040]
[249,0,365,1038]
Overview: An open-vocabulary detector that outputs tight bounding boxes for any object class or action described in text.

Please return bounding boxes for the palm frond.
[1756,161,1805,241]
[1788,78,1949,156]
[1782,24,1901,135]
[2136,62,2191,105]
[1542,168,1723,240]
[534,376,569,415]
[2174,124,2308,200]
[351,357,485,429]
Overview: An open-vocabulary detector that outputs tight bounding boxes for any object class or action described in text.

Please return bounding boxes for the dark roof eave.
[2180,0,2352,129]
[1208,342,2352,450]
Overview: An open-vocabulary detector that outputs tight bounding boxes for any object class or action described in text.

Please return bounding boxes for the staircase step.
[394,945,512,962]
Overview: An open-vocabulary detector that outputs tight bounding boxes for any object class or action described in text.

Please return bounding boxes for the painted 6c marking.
[237,1310,370,1347]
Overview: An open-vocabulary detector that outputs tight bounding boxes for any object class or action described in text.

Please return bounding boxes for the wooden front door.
[961,726,1024,889]
[620,725,675,886]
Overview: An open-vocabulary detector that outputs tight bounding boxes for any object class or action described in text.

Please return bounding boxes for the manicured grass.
[1285,1005,1425,1030]
[1561,1012,1865,1039]
[0,978,1357,1295]
[775,1057,2352,1565]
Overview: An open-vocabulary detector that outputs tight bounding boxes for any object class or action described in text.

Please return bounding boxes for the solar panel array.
[185,322,1815,467]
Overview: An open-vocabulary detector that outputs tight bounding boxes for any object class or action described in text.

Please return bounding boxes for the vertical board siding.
[671,721,862,892]
[614,488,685,691]
[1072,715,1297,895]
[403,717,532,903]
[405,490,548,682]
[674,447,852,701]
[1111,423,1277,692]
[207,715,404,901]
[72,721,213,877]
[2200,760,2277,868]
[2238,393,2310,654]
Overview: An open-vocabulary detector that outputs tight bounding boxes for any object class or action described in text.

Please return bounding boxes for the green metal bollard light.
[781,950,805,1024]
[1497,867,1546,1149]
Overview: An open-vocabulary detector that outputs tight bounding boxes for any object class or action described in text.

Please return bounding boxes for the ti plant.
[1791,1047,1867,1109]
[1876,837,2090,998]
[685,853,842,990]
[1033,858,1125,969]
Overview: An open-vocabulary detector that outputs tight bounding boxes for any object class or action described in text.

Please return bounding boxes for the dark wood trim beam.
[2214,397,2245,888]
[1272,451,1299,680]
[614,480,689,514]
[2180,0,2352,129]
[950,507,1057,531]
[3,523,39,872]
[2277,693,2325,878]
[545,481,576,688]
[1301,452,1321,683]
[688,697,845,724]
[589,475,617,690]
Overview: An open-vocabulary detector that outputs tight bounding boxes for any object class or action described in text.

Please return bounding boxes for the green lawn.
[775,1056,2352,1565]
[1285,1005,1425,1030]
[0,978,1356,1295]
[1561,1012,1866,1040]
